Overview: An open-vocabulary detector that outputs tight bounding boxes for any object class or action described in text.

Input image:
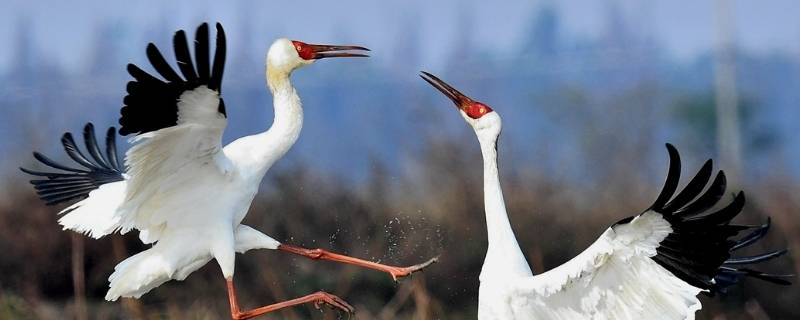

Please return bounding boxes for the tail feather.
[106,249,173,301]
[105,243,209,300]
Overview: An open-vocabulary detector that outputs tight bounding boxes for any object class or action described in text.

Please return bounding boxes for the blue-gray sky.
[2,0,799,72]
[3,0,799,182]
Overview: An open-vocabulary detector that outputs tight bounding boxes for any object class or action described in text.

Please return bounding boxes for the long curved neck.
[477,134,533,281]
[243,63,304,178]
[267,64,304,146]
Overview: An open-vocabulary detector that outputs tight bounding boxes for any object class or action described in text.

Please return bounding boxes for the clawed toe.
[390,255,440,281]
[316,291,355,314]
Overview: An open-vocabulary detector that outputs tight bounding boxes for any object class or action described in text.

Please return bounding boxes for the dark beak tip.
[418,72,470,107]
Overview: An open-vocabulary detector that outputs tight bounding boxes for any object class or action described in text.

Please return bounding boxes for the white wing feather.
[115,86,229,239]
[57,180,127,238]
[481,211,703,320]
[53,87,229,242]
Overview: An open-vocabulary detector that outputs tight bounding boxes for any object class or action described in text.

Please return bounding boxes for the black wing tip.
[60,132,73,143]
[662,157,715,213]
[665,142,677,153]
[717,170,728,186]
[117,126,133,136]
[146,42,158,53]
[120,22,226,136]
[647,143,791,292]
[209,21,226,92]
[735,190,745,202]
[126,63,139,74]
[725,249,788,265]
[651,142,683,211]
[652,144,737,218]
[21,125,125,207]
[714,266,794,291]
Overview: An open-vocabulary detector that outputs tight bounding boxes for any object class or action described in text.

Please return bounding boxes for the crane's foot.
[308,291,355,313]
[385,256,439,281]
[227,278,354,319]
[278,244,439,281]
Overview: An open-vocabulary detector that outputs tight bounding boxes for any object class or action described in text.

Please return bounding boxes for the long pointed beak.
[309,44,370,59]
[419,71,473,109]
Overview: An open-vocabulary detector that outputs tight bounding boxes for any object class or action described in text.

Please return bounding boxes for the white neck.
[234,63,303,179]
[477,133,533,281]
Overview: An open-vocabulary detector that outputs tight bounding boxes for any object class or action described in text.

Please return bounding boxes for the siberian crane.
[420,71,790,320]
[20,22,436,319]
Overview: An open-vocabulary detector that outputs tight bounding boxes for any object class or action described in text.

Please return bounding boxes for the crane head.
[420,70,496,116]
[420,71,500,137]
[267,39,369,73]
[291,41,370,60]
[419,71,493,120]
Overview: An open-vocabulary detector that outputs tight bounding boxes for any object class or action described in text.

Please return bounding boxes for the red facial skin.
[464,102,493,119]
[291,41,314,60]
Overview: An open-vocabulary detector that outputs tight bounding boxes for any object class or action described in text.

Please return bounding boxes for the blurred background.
[1,0,798,319]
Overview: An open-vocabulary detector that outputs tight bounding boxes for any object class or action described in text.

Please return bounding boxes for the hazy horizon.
[2,0,799,73]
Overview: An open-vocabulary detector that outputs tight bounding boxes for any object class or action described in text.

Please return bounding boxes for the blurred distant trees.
[1,3,798,319]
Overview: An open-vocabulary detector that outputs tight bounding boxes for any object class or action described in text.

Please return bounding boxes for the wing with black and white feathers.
[119,22,227,136]
[643,144,790,293]
[509,144,790,319]
[20,23,231,241]
[21,123,127,238]
[115,23,232,239]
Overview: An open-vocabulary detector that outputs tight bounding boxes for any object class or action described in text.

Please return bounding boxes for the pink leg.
[278,244,438,281]
[226,278,354,320]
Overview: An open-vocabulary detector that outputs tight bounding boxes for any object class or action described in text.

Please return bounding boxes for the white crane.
[20,22,436,319]
[420,71,791,320]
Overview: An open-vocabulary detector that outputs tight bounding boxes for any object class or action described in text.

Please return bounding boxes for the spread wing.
[20,23,229,243]
[513,144,790,319]
[21,123,127,238]
[115,23,230,239]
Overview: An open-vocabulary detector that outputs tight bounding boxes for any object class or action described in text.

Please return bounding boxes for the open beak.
[419,71,473,110]
[309,44,370,59]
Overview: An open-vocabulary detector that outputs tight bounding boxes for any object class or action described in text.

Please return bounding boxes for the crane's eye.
[464,103,493,119]
[291,40,314,60]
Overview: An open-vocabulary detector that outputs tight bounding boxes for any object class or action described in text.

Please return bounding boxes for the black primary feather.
[614,143,791,294]
[209,23,226,92]
[173,30,198,83]
[21,123,125,206]
[119,22,227,136]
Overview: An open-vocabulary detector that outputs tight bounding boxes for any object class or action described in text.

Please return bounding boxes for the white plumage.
[58,181,127,238]
[420,71,789,320]
[22,23,436,318]
[479,211,702,319]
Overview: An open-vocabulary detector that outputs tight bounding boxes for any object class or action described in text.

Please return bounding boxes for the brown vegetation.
[1,135,796,319]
